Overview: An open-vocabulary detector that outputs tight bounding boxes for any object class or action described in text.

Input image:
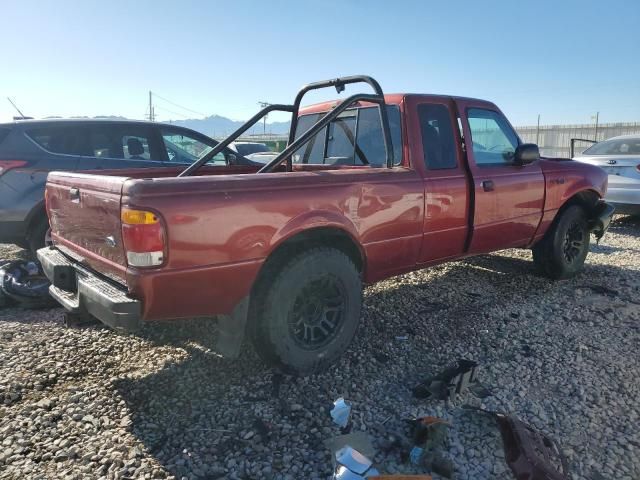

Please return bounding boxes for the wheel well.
[562,190,600,216]
[258,227,365,281]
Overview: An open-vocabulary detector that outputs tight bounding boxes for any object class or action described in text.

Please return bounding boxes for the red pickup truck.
[38,76,614,373]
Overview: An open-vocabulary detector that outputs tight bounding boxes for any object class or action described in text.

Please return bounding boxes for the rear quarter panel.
[123,167,424,319]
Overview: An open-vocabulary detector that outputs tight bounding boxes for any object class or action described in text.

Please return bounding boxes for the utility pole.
[593,111,599,141]
[148,91,154,122]
[258,101,271,135]
[535,114,540,145]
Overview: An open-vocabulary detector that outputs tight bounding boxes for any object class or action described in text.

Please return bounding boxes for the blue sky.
[1,0,639,126]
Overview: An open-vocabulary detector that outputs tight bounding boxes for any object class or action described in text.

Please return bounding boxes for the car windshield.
[583,137,640,155]
[235,143,271,156]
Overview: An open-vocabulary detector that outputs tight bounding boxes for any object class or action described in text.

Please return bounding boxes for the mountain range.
[168,115,291,138]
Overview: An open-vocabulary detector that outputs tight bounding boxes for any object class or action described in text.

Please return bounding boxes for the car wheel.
[249,247,362,375]
[532,205,590,280]
[28,217,51,254]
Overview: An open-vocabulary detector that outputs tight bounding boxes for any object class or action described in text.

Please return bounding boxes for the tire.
[532,204,590,280]
[27,217,51,254]
[248,247,362,375]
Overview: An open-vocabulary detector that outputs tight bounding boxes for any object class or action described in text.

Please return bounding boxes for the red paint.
[45,95,608,321]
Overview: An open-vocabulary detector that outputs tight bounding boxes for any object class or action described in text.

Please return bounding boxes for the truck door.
[458,101,545,253]
[406,96,471,265]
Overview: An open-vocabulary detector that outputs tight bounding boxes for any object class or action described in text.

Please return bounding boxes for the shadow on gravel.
[112,251,636,479]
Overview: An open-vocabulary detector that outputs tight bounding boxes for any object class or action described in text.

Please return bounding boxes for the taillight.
[121,207,165,267]
[0,160,27,176]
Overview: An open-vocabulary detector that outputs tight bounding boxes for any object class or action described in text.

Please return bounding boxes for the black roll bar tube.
[285,75,393,171]
[258,93,392,173]
[179,75,393,177]
[178,104,295,177]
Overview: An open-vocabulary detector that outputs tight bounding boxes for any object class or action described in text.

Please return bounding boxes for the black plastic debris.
[0,260,56,309]
[413,359,486,401]
[463,406,569,480]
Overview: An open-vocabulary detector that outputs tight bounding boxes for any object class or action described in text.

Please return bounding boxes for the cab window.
[293,106,402,166]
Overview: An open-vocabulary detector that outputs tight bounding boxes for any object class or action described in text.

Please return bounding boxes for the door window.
[161,129,225,165]
[90,125,161,161]
[418,104,457,169]
[467,109,519,166]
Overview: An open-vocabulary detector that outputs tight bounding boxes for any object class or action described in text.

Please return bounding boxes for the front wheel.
[249,247,362,375]
[532,204,590,280]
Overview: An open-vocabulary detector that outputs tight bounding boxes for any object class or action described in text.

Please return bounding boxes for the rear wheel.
[27,217,51,254]
[532,205,590,279]
[249,247,362,375]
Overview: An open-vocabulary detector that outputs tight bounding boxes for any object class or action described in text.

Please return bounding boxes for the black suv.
[0,119,251,251]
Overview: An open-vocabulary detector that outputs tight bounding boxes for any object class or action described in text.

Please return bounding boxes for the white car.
[573,134,640,215]
[229,142,278,164]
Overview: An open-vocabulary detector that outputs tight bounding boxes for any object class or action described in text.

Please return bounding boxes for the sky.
[1,0,639,127]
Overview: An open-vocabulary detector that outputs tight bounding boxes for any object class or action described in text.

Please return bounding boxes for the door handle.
[482,180,495,192]
[69,187,80,203]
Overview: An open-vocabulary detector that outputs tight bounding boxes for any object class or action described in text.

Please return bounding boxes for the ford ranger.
[38,76,614,373]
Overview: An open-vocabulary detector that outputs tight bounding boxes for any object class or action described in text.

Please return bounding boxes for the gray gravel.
[1,215,639,480]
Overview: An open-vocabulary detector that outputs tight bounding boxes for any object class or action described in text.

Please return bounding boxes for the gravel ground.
[1,215,638,480]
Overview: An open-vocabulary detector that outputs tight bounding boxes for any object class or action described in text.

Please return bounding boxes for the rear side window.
[418,104,457,170]
[293,106,402,166]
[26,127,93,156]
[0,127,11,144]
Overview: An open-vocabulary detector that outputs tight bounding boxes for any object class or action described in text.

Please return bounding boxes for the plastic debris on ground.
[412,359,490,401]
[333,446,380,479]
[463,406,569,480]
[0,260,55,309]
[331,397,352,429]
[406,416,453,478]
[325,431,376,462]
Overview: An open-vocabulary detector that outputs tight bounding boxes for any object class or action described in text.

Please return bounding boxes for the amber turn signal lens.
[121,208,158,225]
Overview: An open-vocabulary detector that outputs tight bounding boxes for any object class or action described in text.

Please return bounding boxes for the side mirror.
[514,143,540,166]
[226,153,237,164]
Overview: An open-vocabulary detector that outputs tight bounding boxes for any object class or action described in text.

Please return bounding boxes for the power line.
[151,91,207,117]
[154,105,192,119]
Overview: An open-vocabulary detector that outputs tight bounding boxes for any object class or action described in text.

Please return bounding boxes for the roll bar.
[178,75,393,177]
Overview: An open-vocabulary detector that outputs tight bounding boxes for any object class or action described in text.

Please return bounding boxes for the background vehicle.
[38,76,613,374]
[229,141,277,163]
[0,119,255,251]
[573,134,640,215]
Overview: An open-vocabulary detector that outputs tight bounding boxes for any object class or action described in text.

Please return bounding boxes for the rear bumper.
[588,201,615,240]
[37,246,142,331]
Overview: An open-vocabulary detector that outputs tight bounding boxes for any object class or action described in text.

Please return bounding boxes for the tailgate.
[46,172,129,281]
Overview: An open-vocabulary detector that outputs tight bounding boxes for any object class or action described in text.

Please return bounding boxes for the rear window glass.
[0,127,11,144]
[26,127,93,156]
[583,138,640,155]
[293,106,402,166]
